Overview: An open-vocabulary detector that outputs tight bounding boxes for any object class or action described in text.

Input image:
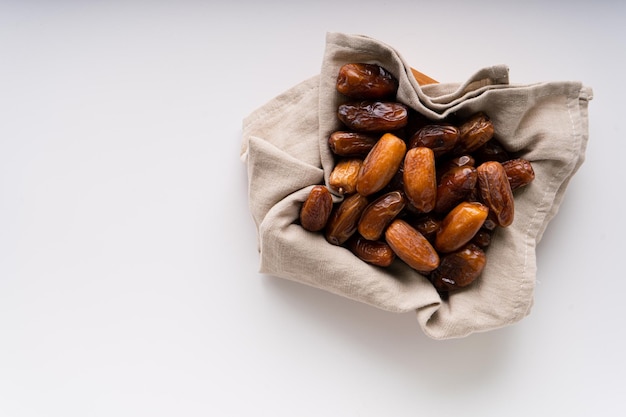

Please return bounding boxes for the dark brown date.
[430,243,486,292]
[434,166,478,213]
[336,63,399,99]
[477,161,515,227]
[408,124,460,157]
[501,158,535,190]
[328,131,379,157]
[337,101,409,132]
[454,112,495,155]
[325,193,369,246]
[300,185,334,232]
[347,235,396,267]
[358,191,406,241]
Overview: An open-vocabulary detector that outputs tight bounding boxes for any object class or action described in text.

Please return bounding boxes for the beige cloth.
[240,32,592,339]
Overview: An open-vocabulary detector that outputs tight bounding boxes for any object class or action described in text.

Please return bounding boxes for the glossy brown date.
[300,185,334,232]
[336,63,399,99]
[328,131,378,157]
[501,158,535,190]
[357,133,407,196]
[385,219,440,273]
[477,161,515,227]
[358,191,406,241]
[403,147,437,213]
[430,243,486,292]
[347,235,396,267]
[325,193,369,246]
[435,201,489,253]
[408,124,460,157]
[454,112,495,155]
[329,158,362,195]
[337,101,409,132]
[434,165,478,214]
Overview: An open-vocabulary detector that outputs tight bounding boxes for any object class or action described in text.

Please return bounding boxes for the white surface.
[1,1,624,416]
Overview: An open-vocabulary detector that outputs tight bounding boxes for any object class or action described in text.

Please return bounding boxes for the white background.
[1,1,625,416]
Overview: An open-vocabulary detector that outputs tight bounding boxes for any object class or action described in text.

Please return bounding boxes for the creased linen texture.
[240,32,592,340]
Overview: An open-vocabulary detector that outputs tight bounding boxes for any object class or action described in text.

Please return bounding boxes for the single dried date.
[435,201,489,253]
[336,63,399,99]
[357,133,407,196]
[454,112,495,155]
[347,235,396,267]
[434,165,478,213]
[337,101,408,132]
[408,124,460,157]
[328,131,378,157]
[329,158,362,195]
[300,185,334,232]
[430,243,486,292]
[403,147,437,213]
[385,219,440,273]
[501,158,535,190]
[325,193,369,246]
[477,161,515,227]
[358,191,406,241]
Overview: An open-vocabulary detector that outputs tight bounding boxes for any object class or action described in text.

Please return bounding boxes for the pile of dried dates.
[299,63,535,294]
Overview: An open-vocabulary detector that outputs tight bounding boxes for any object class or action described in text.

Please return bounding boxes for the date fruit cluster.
[299,63,535,293]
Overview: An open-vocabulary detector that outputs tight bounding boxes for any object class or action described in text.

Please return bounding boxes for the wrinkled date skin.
[336,63,399,99]
[501,158,535,190]
[325,193,369,246]
[385,219,440,273]
[408,124,460,157]
[477,161,515,227]
[430,243,486,292]
[403,147,437,213]
[300,185,334,232]
[434,166,478,214]
[454,112,495,155]
[358,191,406,241]
[347,235,396,267]
[435,201,489,253]
[357,133,407,196]
[329,158,362,195]
[328,131,379,157]
[338,101,409,132]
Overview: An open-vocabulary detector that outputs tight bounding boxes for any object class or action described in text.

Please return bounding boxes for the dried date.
[337,101,409,132]
[300,185,334,232]
[358,191,406,241]
[430,244,486,292]
[477,161,515,227]
[385,219,440,273]
[325,193,369,246]
[329,158,362,195]
[328,131,378,157]
[357,133,407,196]
[435,201,489,253]
[403,147,437,213]
[347,235,396,267]
[336,63,399,99]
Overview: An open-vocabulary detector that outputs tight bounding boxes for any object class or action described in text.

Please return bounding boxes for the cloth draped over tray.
[240,32,592,339]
